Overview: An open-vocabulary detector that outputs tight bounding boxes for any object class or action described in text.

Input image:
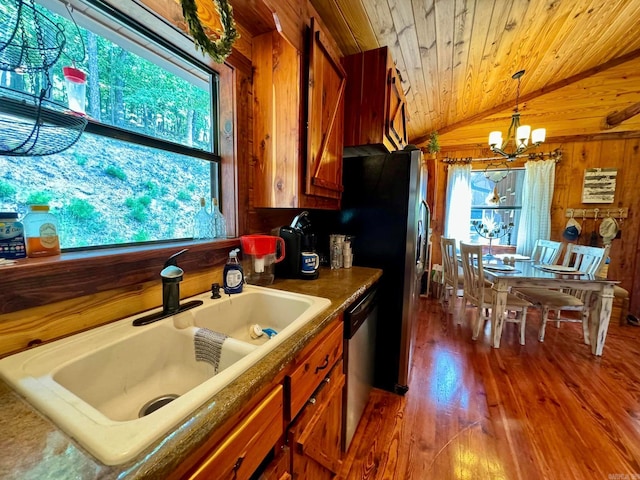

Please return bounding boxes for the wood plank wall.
[431,138,640,313]
[0,0,342,357]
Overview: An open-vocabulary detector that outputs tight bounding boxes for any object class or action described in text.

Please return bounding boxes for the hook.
[607,209,611,217]
[619,208,625,226]
[594,208,599,222]
[569,208,574,218]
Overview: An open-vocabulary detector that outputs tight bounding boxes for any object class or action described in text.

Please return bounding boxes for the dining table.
[481,259,617,356]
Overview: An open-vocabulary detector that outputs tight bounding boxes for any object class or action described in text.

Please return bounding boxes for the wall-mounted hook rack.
[565,207,628,219]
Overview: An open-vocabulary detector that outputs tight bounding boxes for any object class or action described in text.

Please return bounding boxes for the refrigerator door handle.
[416,200,429,273]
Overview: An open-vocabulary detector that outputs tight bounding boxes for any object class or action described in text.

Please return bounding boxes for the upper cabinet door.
[386,63,408,151]
[342,47,409,155]
[305,17,346,200]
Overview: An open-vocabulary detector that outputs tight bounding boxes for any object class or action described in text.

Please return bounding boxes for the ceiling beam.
[605,102,640,129]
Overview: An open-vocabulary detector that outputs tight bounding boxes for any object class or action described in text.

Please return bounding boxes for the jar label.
[0,221,26,259]
[39,222,59,249]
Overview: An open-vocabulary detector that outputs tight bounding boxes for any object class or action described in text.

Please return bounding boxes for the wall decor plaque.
[582,168,617,203]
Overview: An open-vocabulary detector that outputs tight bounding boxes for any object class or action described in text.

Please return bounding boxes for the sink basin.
[0,285,330,465]
[191,288,322,343]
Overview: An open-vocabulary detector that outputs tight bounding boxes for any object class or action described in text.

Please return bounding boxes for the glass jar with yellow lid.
[23,204,61,257]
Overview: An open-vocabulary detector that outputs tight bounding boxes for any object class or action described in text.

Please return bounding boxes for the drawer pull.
[314,354,330,374]
[232,456,244,479]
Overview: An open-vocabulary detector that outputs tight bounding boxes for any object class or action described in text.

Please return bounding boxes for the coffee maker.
[273,211,319,280]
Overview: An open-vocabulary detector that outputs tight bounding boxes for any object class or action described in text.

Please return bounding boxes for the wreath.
[180,0,239,63]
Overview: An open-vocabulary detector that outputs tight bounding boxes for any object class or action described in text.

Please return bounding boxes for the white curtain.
[516,160,556,256]
[444,163,472,244]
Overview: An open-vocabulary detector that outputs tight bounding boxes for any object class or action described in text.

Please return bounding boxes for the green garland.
[180,0,239,63]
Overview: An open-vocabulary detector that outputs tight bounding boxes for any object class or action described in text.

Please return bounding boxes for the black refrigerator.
[335,147,429,394]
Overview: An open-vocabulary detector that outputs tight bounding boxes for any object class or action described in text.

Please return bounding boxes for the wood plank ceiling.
[308,0,640,150]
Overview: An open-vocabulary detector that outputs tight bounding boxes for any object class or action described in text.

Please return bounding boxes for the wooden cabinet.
[285,318,344,479]
[304,17,346,202]
[286,316,343,421]
[252,19,345,210]
[253,30,302,209]
[185,386,284,480]
[343,46,409,154]
[289,361,345,479]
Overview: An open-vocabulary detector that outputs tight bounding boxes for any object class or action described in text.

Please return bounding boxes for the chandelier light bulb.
[516,125,531,145]
[489,131,503,148]
[532,128,546,144]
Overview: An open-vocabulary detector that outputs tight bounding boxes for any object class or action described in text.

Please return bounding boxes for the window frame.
[25,0,226,250]
[0,0,240,317]
[469,167,524,247]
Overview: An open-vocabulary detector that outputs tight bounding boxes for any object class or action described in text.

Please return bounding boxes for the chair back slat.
[561,244,609,275]
[441,237,459,288]
[460,242,485,306]
[531,239,564,264]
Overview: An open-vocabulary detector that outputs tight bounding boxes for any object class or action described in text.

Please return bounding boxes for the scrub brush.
[249,324,278,339]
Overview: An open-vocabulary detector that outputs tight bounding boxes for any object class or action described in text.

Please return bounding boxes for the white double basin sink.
[0,285,330,465]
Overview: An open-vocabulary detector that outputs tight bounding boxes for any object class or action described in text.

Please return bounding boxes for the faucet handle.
[164,248,188,268]
[161,264,183,281]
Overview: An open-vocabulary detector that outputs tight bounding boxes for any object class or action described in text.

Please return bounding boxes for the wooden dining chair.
[530,239,564,264]
[514,244,610,344]
[440,237,464,312]
[459,242,532,346]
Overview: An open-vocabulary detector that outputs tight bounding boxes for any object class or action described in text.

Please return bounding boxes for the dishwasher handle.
[346,287,378,338]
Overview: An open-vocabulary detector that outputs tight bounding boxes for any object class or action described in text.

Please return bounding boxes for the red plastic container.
[240,234,285,260]
[240,235,286,285]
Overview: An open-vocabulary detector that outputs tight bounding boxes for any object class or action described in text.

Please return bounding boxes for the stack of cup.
[330,234,354,269]
[343,237,353,268]
[330,234,344,269]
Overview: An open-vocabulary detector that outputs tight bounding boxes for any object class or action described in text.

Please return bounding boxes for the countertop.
[0,266,381,479]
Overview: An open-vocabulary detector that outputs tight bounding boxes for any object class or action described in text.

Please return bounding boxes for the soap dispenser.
[223,248,244,294]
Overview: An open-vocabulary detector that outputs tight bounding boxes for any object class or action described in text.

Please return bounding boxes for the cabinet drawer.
[287,320,343,420]
[289,360,345,478]
[188,385,284,480]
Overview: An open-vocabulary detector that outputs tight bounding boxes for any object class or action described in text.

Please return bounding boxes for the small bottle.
[193,197,212,239]
[223,248,244,294]
[212,198,227,239]
[23,204,61,257]
[0,212,26,259]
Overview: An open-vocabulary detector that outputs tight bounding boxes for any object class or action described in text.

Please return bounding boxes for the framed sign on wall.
[582,168,617,203]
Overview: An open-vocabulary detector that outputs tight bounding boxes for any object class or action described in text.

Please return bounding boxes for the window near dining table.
[469,168,525,247]
[0,0,221,250]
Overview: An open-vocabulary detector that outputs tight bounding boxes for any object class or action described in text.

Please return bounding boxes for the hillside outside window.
[0,0,221,250]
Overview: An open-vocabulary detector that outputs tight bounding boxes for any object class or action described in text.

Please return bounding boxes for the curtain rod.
[440,149,562,164]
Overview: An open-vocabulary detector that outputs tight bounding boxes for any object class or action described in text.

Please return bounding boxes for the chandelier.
[488,70,545,160]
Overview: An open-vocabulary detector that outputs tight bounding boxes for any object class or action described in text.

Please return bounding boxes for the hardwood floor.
[339,296,640,479]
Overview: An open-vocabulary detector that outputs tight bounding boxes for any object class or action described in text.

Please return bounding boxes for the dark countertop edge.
[0,266,382,479]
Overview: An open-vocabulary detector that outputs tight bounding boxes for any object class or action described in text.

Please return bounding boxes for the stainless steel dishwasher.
[342,286,378,451]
